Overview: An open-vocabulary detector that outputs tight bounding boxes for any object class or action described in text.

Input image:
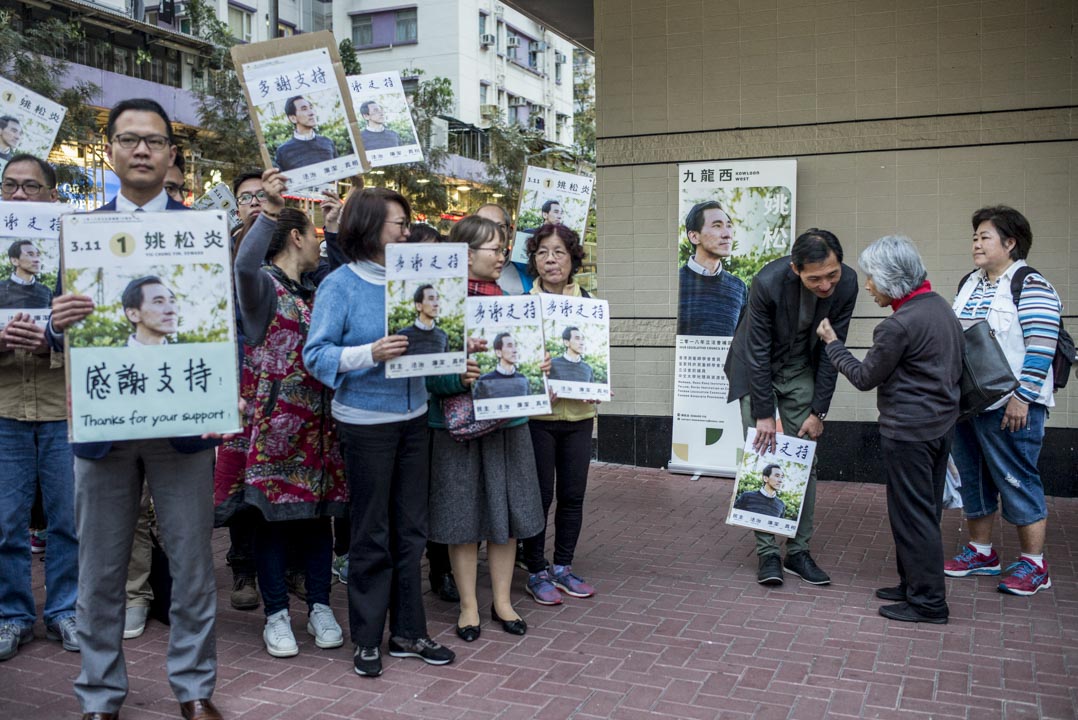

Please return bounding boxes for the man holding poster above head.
[275,95,338,172]
[47,98,225,720]
[677,201,748,338]
[725,228,857,588]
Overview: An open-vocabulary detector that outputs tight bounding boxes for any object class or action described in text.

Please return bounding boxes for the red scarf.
[890,279,932,311]
[468,279,502,296]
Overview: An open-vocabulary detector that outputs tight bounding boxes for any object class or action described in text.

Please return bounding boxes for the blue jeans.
[254,517,332,616]
[0,417,78,626]
[952,403,1048,526]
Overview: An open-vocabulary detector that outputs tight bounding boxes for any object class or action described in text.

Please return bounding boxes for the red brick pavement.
[3,463,1077,719]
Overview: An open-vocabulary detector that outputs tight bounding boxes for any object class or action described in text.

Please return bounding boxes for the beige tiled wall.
[594,0,1078,429]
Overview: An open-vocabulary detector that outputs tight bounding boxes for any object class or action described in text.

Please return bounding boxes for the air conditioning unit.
[508,97,527,107]
[480,33,496,47]
[506,36,520,48]
[529,41,546,52]
[555,51,566,63]
[480,104,500,118]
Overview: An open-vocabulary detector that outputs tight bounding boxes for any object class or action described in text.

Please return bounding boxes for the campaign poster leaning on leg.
[670,159,796,477]
[726,428,815,538]
[61,210,241,442]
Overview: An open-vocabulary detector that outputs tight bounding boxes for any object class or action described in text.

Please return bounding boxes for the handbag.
[958,319,1018,422]
[441,391,509,442]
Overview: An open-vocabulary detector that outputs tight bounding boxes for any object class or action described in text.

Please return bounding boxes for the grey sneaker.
[388,635,455,665]
[0,622,33,661]
[46,615,80,652]
[123,605,149,640]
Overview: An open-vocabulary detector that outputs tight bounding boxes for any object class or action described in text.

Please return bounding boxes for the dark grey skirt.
[429,424,544,545]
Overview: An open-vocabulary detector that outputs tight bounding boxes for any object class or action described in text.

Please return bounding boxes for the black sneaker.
[875,585,905,602]
[388,636,456,666]
[783,552,831,585]
[757,554,784,585]
[353,646,382,677]
[878,602,948,624]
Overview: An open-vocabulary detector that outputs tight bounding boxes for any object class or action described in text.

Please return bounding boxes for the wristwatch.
[814,411,827,421]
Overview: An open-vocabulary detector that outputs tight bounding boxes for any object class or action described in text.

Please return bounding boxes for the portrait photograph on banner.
[510,166,593,265]
[192,182,241,231]
[466,294,550,420]
[232,32,367,191]
[60,210,240,443]
[538,293,610,402]
[670,158,797,478]
[0,76,67,176]
[726,428,815,538]
[384,242,467,379]
[0,201,63,328]
[347,71,423,168]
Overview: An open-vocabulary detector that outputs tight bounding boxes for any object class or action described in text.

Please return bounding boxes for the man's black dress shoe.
[875,585,905,602]
[879,602,948,624]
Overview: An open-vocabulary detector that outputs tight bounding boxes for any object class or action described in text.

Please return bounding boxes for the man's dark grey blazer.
[724,255,859,422]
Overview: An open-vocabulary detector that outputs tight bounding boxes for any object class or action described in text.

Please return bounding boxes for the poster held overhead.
[0,201,64,328]
[671,158,797,478]
[60,210,241,443]
[537,293,610,402]
[726,428,815,538]
[231,32,368,191]
[192,183,241,230]
[466,294,550,420]
[384,242,467,378]
[510,166,593,265]
[0,77,67,176]
[347,71,424,168]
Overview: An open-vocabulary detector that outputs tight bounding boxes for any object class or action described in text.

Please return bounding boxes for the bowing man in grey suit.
[47,99,224,720]
[724,229,858,589]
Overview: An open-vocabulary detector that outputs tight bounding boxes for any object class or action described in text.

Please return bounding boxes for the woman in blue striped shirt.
[944,205,1061,596]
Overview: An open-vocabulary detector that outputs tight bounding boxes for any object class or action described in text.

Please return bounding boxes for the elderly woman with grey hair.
[817,235,963,624]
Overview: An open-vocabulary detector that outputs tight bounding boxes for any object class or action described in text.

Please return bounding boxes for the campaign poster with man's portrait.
[232,32,367,191]
[466,295,550,420]
[726,428,815,538]
[60,210,240,442]
[0,76,67,176]
[0,201,63,328]
[538,293,610,402]
[385,242,467,378]
[347,71,423,168]
[509,166,593,266]
[670,159,797,479]
[192,182,241,230]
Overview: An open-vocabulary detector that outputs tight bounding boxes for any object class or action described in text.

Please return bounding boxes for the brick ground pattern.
[3,463,1077,719]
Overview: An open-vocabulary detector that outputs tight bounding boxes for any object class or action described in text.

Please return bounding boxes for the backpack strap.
[956,270,976,296]
[1009,265,1036,306]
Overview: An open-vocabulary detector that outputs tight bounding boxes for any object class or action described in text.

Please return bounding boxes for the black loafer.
[875,585,905,602]
[491,606,527,636]
[878,602,948,624]
[455,624,480,642]
[439,573,461,603]
[757,554,784,585]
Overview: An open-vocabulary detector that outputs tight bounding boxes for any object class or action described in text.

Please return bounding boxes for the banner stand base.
[667,462,736,480]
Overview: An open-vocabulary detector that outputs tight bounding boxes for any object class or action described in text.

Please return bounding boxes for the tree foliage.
[572,50,596,165]
[482,116,546,212]
[186,0,261,185]
[0,10,99,188]
[338,40,362,76]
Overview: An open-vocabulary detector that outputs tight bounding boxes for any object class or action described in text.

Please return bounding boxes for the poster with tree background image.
[726,428,815,538]
[539,293,610,401]
[347,71,423,168]
[510,166,593,265]
[0,201,63,327]
[467,295,550,421]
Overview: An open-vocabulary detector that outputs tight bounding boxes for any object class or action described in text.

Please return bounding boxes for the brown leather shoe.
[179,698,223,720]
[81,714,117,719]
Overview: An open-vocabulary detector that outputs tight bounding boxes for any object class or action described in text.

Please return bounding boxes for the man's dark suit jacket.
[52,195,219,459]
[724,255,858,422]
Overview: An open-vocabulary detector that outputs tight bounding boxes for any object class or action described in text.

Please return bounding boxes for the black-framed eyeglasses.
[111,133,172,152]
[473,246,510,258]
[237,191,268,205]
[384,219,410,231]
[0,179,48,195]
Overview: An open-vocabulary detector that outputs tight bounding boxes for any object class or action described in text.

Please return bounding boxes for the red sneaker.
[998,559,1051,596]
[944,544,1001,577]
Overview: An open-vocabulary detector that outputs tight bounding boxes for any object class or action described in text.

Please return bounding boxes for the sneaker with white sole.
[263,609,299,657]
[123,605,148,640]
[388,636,455,665]
[46,615,80,652]
[998,558,1052,596]
[944,544,1001,577]
[306,603,344,649]
[353,645,382,676]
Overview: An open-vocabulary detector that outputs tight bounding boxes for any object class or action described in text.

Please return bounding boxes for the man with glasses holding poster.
[0,153,80,663]
[725,229,857,588]
[47,99,224,720]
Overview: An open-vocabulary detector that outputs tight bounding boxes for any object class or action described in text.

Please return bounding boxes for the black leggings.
[521,418,593,573]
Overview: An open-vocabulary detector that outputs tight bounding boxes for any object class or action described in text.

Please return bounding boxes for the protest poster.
[670,159,797,478]
[467,294,550,420]
[347,71,423,168]
[726,428,815,538]
[232,32,367,192]
[385,242,467,378]
[538,292,610,401]
[0,77,66,176]
[192,182,241,230]
[60,210,240,442]
[510,166,593,265]
[0,202,64,328]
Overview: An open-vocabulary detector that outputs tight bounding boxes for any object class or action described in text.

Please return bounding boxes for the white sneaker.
[306,603,344,649]
[123,606,148,640]
[263,609,299,657]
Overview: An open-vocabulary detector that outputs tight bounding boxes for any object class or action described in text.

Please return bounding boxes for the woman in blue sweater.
[304,188,455,678]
